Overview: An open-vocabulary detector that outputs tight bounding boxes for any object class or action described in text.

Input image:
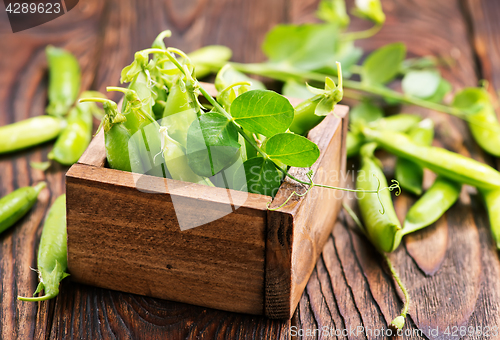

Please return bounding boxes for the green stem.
[195,60,475,121]
[383,253,410,317]
[341,24,382,41]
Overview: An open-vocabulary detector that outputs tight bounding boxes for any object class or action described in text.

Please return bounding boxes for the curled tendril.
[373,175,401,214]
[267,171,316,211]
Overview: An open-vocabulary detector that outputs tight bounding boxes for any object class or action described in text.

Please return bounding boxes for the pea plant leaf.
[452,87,491,113]
[264,133,320,167]
[426,78,452,103]
[234,157,282,197]
[230,90,294,137]
[186,112,241,177]
[362,43,406,85]
[402,70,441,99]
[215,65,266,92]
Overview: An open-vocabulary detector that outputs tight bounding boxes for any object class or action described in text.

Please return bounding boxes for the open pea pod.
[356,143,402,253]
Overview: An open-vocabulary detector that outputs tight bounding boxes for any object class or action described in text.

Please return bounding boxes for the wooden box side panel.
[265,105,348,319]
[66,164,270,315]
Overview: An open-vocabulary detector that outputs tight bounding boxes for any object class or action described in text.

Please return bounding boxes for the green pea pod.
[480,188,500,249]
[369,114,421,131]
[403,176,461,234]
[48,91,103,165]
[160,128,213,186]
[45,46,81,116]
[0,182,46,234]
[356,143,402,253]
[453,87,500,157]
[0,116,66,154]
[289,96,324,136]
[347,131,364,158]
[289,68,343,136]
[348,114,421,158]
[18,194,69,301]
[362,127,500,189]
[161,76,199,148]
[395,118,434,195]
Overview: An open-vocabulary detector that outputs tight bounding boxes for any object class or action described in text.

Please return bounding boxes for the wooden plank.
[266,105,348,318]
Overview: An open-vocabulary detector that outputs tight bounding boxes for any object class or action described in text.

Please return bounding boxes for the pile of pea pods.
[0,46,105,301]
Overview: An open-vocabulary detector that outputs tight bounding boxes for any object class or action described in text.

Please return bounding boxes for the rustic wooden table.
[1,0,500,339]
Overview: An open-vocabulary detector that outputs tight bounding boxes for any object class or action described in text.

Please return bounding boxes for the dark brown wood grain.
[2,0,500,338]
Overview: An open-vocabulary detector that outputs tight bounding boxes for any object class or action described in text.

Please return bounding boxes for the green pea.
[356,143,402,253]
[395,118,434,195]
[480,188,500,249]
[403,176,461,234]
[0,182,46,234]
[362,127,500,189]
[18,194,69,301]
[45,46,81,117]
[48,91,101,165]
[453,87,500,157]
[0,116,66,154]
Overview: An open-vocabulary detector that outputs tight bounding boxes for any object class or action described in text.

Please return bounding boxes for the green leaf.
[317,0,350,28]
[188,45,233,79]
[350,101,384,124]
[452,87,490,113]
[186,112,241,177]
[282,80,314,100]
[230,90,294,137]
[215,65,265,92]
[426,78,452,103]
[235,157,282,197]
[362,43,406,85]
[352,0,385,24]
[315,96,335,117]
[402,70,441,99]
[264,133,320,167]
[262,23,341,71]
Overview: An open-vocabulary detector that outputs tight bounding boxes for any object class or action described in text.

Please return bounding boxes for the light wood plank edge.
[265,106,348,319]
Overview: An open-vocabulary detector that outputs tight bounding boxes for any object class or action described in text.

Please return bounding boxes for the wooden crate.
[65,84,348,319]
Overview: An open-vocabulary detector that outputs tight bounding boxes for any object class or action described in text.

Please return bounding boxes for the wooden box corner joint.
[65,83,348,319]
